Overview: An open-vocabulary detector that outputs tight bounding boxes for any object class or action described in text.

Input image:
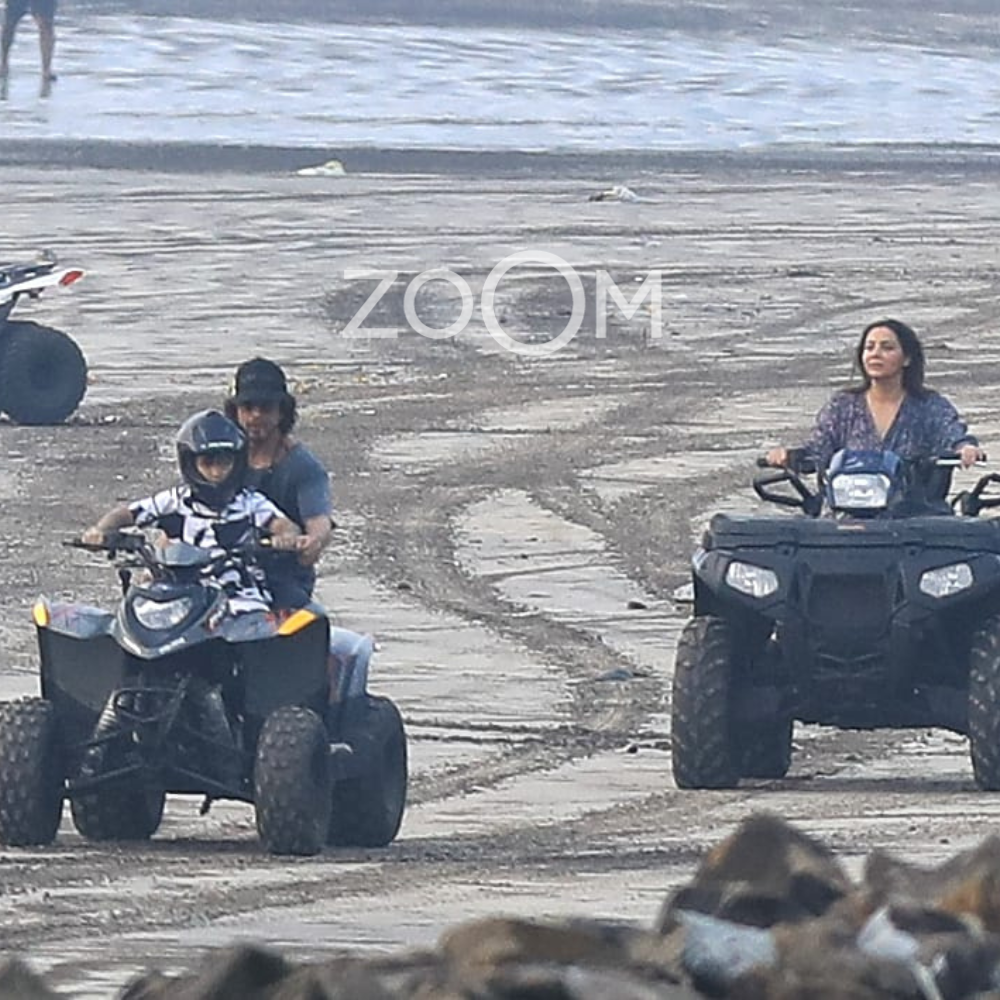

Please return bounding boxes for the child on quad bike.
[80,409,303,611]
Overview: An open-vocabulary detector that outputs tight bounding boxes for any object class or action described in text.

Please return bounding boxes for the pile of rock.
[7,812,1000,999]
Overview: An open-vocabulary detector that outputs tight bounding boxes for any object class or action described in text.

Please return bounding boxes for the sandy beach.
[0,146,999,993]
[1,0,1000,992]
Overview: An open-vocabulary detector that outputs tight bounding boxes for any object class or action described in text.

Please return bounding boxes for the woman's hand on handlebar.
[764,446,788,468]
[80,525,106,547]
[959,443,986,468]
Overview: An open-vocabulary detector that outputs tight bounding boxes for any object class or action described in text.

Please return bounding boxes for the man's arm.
[298,513,332,566]
[289,449,334,567]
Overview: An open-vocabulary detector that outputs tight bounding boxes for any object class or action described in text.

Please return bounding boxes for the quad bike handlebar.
[954,472,1000,516]
[753,451,996,518]
[66,529,278,569]
[67,529,285,601]
[753,465,823,516]
[66,532,145,555]
[755,450,988,474]
[755,448,817,475]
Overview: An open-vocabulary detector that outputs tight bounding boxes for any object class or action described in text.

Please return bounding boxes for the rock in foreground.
[12,813,1000,999]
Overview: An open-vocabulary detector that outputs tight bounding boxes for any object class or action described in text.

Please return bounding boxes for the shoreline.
[5,138,1000,176]
[73,0,1000,40]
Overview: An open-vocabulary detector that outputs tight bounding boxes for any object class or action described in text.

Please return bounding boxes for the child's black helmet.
[176,409,248,509]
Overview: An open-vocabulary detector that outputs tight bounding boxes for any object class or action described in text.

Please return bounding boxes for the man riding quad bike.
[0,529,407,855]
[671,447,1000,791]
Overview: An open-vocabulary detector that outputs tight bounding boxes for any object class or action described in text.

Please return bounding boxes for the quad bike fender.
[329,627,374,700]
[241,612,330,726]
[33,598,115,640]
[34,601,129,764]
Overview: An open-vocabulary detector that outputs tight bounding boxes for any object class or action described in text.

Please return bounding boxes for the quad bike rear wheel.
[671,615,741,789]
[0,697,64,846]
[0,321,87,425]
[968,615,1000,790]
[740,716,793,780]
[327,695,407,848]
[254,706,333,856]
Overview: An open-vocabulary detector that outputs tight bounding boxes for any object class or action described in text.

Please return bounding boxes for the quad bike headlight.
[132,595,194,630]
[725,560,779,599]
[919,562,974,599]
[830,473,890,510]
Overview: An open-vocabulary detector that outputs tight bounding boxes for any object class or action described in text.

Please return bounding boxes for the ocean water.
[0,14,999,151]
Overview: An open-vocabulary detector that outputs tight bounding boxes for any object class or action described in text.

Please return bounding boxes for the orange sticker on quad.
[276,608,318,635]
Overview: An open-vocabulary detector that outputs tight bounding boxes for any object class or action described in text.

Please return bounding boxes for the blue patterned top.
[804,390,977,470]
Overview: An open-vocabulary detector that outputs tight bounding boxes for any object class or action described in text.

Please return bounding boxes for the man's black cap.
[232,357,290,405]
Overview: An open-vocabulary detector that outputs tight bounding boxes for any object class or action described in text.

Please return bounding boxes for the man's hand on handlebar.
[267,532,306,553]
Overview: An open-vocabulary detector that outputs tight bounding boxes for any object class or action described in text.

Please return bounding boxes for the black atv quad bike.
[0,531,407,855]
[671,448,1000,791]
[0,253,88,425]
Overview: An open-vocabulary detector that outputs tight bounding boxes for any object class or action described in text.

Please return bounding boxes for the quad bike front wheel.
[328,695,407,848]
[254,705,333,856]
[968,615,1000,790]
[71,785,165,842]
[70,755,166,842]
[0,321,87,425]
[671,615,741,789]
[0,697,64,846]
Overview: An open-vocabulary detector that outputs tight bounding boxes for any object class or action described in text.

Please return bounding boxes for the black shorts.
[4,0,56,27]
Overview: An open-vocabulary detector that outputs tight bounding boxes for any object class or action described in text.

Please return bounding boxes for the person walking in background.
[1,0,57,99]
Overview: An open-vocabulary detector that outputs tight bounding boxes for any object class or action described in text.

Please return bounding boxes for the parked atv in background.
[0,530,408,856]
[0,252,88,424]
[671,448,1000,792]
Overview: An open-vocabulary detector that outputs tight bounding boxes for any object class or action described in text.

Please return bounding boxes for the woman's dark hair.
[852,318,926,396]
[224,394,297,434]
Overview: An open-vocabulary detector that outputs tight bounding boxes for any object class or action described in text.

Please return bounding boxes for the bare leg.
[34,12,54,97]
[0,20,13,100]
[0,14,16,80]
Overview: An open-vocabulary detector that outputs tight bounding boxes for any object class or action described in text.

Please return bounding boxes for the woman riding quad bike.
[671,444,1000,791]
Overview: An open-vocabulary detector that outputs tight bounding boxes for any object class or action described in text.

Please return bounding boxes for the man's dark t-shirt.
[245,443,331,608]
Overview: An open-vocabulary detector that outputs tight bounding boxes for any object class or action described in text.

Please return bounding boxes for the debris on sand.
[588,183,643,202]
[295,158,347,177]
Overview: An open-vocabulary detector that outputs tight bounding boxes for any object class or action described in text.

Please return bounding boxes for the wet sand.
[0,142,999,994]
[81,0,1000,44]
[0,0,996,990]
[6,138,1000,176]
